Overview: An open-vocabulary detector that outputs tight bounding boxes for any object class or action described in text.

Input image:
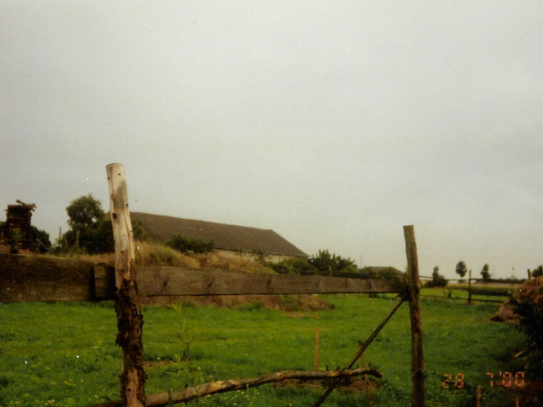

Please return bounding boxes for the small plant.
[171,303,194,361]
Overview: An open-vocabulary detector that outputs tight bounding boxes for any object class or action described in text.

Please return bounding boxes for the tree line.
[427,260,534,287]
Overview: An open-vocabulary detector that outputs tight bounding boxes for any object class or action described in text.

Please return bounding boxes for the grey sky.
[2,1,542,279]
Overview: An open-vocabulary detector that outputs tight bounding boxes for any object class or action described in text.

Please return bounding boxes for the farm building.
[130,212,306,263]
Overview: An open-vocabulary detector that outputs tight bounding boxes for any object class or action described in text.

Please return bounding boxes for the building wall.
[214,248,301,264]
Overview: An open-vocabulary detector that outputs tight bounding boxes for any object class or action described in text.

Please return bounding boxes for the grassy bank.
[0,296,525,407]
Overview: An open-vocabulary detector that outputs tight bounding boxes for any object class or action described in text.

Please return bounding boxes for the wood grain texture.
[134,266,406,297]
[107,163,145,407]
[404,225,425,407]
[0,258,406,303]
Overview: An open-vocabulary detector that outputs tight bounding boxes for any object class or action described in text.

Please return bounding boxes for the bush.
[268,251,399,279]
[426,267,448,288]
[359,266,403,280]
[307,250,357,276]
[267,257,316,275]
[509,278,543,381]
[167,234,214,254]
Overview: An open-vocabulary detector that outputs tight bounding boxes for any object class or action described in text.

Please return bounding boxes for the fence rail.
[0,255,406,303]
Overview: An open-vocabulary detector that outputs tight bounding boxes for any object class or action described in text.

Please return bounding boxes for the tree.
[64,195,112,254]
[481,264,490,283]
[455,261,467,278]
[58,195,150,255]
[66,194,105,227]
[427,266,447,287]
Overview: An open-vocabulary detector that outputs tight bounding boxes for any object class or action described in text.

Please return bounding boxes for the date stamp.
[442,371,525,389]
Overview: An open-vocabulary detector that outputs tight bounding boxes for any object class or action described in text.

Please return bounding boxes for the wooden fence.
[419,272,519,304]
[0,256,405,303]
[0,163,426,407]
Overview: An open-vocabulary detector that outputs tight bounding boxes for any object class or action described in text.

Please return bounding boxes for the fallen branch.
[88,367,381,407]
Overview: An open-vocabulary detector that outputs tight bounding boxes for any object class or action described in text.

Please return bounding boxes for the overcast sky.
[2,1,542,279]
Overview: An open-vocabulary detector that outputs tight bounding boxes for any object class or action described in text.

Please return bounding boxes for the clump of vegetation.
[426,266,448,288]
[267,250,357,277]
[167,234,215,254]
[267,250,401,280]
[509,277,543,381]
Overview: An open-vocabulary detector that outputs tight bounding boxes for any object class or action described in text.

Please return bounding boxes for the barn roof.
[130,212,306,257]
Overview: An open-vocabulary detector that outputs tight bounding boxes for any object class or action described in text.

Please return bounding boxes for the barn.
[130,212,306,263]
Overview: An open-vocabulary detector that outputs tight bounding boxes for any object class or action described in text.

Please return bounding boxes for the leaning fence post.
[404,225,425,407]
[107,163,146,407]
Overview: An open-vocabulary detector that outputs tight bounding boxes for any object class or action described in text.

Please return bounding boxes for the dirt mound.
[141,294,334,312]
[491,277,543,323]
[491,299,520,323]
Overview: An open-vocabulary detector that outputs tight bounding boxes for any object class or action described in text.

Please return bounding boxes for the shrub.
[267,257,316,275]
[167,234,214,254]
[308,250,357,276]
[426,267,448,288]
[509,278,543,381]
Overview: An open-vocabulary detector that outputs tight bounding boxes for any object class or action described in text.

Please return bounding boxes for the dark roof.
[131,212,306,256]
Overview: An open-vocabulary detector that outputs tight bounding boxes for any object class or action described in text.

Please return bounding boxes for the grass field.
[0,296,526,407]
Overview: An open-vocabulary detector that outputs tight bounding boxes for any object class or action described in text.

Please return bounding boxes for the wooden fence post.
[468,269,472,305]
[404,225,425,407]
[107,163,146,407]
[314,328,320,371]
[359,341,373,407]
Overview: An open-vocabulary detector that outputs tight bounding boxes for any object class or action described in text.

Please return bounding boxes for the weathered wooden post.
[468,269,472,305]
[314,328,320,371]
[404,225,425,407]
[106,163,146,407]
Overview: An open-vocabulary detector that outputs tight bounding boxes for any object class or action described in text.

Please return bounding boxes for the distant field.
[421,285,514,303]
[0,296,525,407]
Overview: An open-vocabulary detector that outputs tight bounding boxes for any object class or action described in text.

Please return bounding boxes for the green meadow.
[0,295,525,407]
